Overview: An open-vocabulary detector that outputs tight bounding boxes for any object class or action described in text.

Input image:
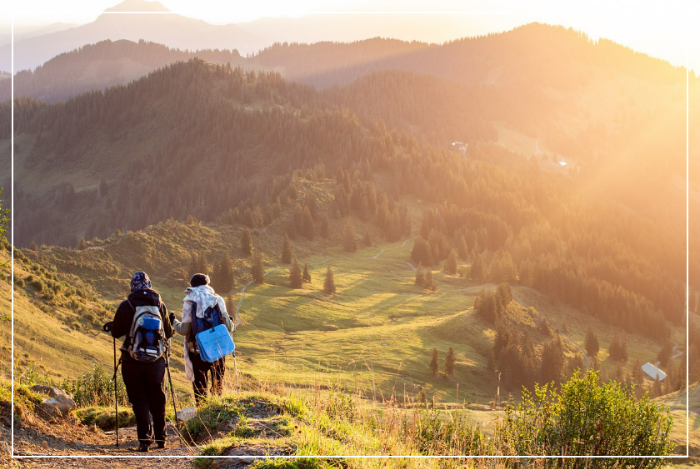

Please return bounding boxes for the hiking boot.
[138,443,149,452]
[156,441,165,449]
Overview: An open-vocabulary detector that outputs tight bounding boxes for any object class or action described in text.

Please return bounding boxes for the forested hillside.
[0,39,264,103]
[1,55,692,345]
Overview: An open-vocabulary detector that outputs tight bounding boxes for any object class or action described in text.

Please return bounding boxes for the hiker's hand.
[169,312,176,324]
[102,321,113,332]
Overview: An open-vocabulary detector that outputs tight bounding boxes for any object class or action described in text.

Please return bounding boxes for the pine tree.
[657,341,672,368]
[584,326,599,359]
[241,228,253,256]
[226,293,235,317]
[470,251,486,282]
[430,348,439,376]
[323,266,336,294]
[289,258,302,289]
[188,254,198,279]
[213,253,235,293]
[302,206,315,241]
[343,219,357,252]
[250,251,265,284]
[424,269,436,292]
[415,263,425,287]
[445,347,455,377]
[609,332,628,362]
[540,337,564,384]
[457,236,469,260]
[302,263,311,283]
[78,237,87,250]
[196,252,209,275]
[444,249,457,275]
[363,231,372,247]
[281,233,292,264]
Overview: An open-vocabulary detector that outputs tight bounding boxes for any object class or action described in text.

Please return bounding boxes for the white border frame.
[7,5,692,462]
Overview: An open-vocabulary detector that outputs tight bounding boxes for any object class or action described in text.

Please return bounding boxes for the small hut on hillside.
[641,362,667,381]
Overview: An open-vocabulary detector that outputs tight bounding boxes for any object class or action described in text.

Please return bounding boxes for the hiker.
[107,271,173,452]
[171,273,239,404]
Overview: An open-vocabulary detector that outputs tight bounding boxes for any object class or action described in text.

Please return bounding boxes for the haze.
[1,0,698,72]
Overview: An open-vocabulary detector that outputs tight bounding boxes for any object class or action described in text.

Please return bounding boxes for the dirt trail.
[7,416,197,468]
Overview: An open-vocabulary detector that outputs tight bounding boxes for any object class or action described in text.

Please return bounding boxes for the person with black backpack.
[108,271,174,452]
[171,273,238,404]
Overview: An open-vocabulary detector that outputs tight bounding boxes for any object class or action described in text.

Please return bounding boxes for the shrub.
[30,279,44,292]
[25,274,34,283]
[74,407,135,431]
[62,364,128,407]
[14,277,25,288]
[497,370,673,465]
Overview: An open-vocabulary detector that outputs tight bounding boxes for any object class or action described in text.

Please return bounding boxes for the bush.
[25,274,34,283]
[74,407,135,431]
[30,279,44,292]
[14,277,25,288]
[497,371,673,465]
[62,364,128,407]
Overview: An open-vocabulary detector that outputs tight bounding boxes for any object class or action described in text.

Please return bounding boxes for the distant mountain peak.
[104,0,170,13]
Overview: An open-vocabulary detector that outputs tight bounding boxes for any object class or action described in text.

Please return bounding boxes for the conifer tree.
[213,253,235,293]
[444,249,457,275]
[302,206,315,241]
[364,231,372,247]
[196,252,209,275]
[458,236,469,260]
[281,233,292,264]
[302,263,311,283]
[323,266,336,294]
[226,293,235,317]
[241,228,253,256]
[424,268,436,292]
[78,237,87,250]
[289,258,302,289]
[415,263,425,287]
[445,347,455,377]
[470,251,486,282]
[540,337,564,384]
[250,251,265,284]
[609,332,628,362]
[430,348,439,376]
[657,341,672,368]
[584,326,600,359]
[188,254,198,279]
[343,219,357,252]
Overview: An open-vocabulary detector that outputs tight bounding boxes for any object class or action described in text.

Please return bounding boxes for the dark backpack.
[126,302,165,362]
[187,301,222,354]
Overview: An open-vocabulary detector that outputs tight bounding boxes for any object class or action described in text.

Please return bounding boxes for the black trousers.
[191,353,225,405]
[121,357,166,446]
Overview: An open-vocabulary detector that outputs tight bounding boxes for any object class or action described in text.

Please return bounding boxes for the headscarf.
[130,271,152,292]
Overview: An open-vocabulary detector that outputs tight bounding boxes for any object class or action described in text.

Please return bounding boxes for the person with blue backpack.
[107,271,174,452]
[171,273,238,404]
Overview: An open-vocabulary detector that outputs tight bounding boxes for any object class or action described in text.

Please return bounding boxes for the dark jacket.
[111,288,174,361]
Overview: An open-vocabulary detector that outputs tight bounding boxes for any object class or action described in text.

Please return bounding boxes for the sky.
[2,0,698,72]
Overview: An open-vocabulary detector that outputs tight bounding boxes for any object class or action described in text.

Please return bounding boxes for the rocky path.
[10,418,196,467]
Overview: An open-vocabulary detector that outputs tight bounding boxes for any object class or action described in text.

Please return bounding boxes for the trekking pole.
[165,338,179,426]
[112,336,119,447]
[233,352,239,391]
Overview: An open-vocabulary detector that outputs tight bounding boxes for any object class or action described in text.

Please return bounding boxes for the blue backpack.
[188,302,235,363]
